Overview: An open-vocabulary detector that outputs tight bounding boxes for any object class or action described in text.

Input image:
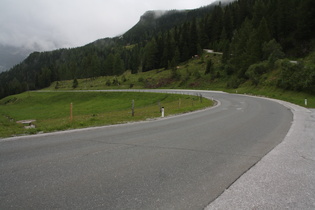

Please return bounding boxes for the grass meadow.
[0,91,213,138]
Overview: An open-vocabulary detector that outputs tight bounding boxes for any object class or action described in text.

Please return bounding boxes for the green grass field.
[0,91,213,138]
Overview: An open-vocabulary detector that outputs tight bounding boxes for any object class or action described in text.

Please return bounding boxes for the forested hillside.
[0,0,314,99]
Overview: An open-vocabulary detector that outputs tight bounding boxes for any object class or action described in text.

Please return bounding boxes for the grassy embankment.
[47,53,314,108]
[0,91,213,138]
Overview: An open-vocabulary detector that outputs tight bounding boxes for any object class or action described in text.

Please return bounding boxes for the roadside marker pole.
[305,98,308,106]
[161,107,165,118]
[70,103,73,122]
[132,100,135,117]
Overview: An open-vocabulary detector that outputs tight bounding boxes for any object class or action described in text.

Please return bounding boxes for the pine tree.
[189,18,199,56]
[223,6,233,40]
[104,54,115,75]
[247,17,272,63]
[113,54,125,75]
[90,53,101,78]
[275,0,296,49]
[295,0,315,54]
[179,22,191,61]
[130,46,141,74]
[252,0,266,26]
[257,17,272,44]
[229,18,255,77]
[199,17,210,48]
[210,5,223,42]
[143,38,158,71]
[205,60,213,75]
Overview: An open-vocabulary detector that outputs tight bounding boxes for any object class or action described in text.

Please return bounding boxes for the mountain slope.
[0,0,314,99]
[122,0,235,44]
[122,7,212,44]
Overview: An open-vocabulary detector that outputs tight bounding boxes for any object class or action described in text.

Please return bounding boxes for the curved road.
[0,90,292,209]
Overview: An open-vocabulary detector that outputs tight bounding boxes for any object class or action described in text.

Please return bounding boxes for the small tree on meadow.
[72,78,78,89]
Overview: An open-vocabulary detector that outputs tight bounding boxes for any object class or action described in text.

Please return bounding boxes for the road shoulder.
[206,98,315,209]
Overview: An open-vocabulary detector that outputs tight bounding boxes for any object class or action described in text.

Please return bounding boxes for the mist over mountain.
[0,45,31,72]
[0,40,70,73]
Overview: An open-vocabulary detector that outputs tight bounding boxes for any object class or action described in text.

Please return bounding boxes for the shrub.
[138,77,144,83]
[246,62,268,86]
[227,76,243,89]
[277,60,315,92]
[72,78,78,89]
[205,60,213,75]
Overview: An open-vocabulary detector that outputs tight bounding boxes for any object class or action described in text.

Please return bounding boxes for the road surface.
[0,90,293,209]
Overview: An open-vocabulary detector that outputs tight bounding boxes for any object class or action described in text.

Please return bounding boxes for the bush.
[262,39,285,65]
[112,77,119,86]
[193,69,201,79]
[205,60,213,75]
[246,62,269,86]
[227,76,243,89]
[223,64,236,76]
[122,75,127,82]
[171,68,181,80]
[138,77,144,83]
[72,78,78,89]
[55,81,60,89]
[277,60,315,91]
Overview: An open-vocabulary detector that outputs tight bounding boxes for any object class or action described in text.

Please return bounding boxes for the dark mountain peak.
[140,10,168,21]
[213,0,236,5]
[138,10,184,25]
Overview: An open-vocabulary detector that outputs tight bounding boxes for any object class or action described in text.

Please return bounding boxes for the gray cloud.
[0,0,216,52]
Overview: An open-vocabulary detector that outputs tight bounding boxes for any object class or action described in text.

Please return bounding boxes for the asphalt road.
[0,90,293,209]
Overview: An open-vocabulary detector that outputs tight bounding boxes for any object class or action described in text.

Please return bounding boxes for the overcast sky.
[0,0,216,52]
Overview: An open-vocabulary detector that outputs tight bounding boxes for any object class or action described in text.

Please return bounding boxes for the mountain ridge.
[0,0,314,99]
[0,0,235,72]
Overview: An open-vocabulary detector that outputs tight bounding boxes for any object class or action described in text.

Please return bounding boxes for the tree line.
[0,0,314,99]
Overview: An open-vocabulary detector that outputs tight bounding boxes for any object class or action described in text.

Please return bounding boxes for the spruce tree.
[143,38,158,71]
[205,60,213,75]
[189,18,199,56]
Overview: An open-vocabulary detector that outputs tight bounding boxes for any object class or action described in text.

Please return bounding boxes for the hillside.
[0,0,314,99]
[44,51,315,108]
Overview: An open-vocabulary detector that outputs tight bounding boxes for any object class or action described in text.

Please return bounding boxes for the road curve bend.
[0,90,293,209]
